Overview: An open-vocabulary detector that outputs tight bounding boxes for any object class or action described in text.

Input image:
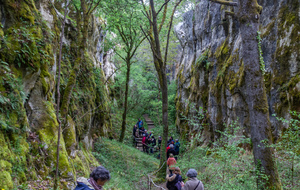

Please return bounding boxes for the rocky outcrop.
[174,0,299,145]
[0,0,114,188]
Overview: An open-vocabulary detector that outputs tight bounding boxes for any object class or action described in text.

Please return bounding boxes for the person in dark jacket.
[174,139,180,155]
[75,166,111,190]
[167,136,174,146]
[132,125,138,137]
[167,144,176,159]
[166,167,183,190]
[158,136,162,149]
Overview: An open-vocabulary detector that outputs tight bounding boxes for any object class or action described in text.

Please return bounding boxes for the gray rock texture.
[174,0,299,145]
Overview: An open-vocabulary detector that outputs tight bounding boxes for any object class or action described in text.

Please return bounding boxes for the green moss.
[214,38,230,62]
[261,19,275,38]
[0,131,13,161]
[63,116,77,155]
[0,171,13,189]
[0,160,12,173]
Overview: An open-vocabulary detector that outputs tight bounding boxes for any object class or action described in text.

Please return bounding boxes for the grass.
[93,138,160,189]
[175,146,300,190]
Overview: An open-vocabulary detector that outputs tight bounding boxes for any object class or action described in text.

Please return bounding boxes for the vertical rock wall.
[0,0,114,188]
[174,0,299,145]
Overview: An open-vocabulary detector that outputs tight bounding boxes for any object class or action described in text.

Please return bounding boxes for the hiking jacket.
[175,142,180,152]
[75,177,96,190]
[167,157,177,170]
[132,127,137,136]
[137,120,143,128]
[182,177,204,190]
[142,136,146,143]
[166,174,182,190]
[167,148,176,158]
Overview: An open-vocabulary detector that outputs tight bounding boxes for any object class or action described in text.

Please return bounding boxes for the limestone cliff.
[174,0,299,145]
[0,0,114,188]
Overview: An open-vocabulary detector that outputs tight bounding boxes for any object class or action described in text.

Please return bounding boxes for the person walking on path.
[167,153,177,174]
[75,166,111,190]
[167,136,174,146]
[175,139,180,155]
[142,134,147,152]
[166,167,183,190]
[139,126,145,136]
[132,125,138,137]
[158,136,162,149]
[181,169,204,190]
[167,144,176,159]
[136,118,143,129]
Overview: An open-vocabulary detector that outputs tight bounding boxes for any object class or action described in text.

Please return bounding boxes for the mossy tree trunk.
[60,0,100,121]
[209,0,282,188]
[237,1,281,189]
[54,0,70,189]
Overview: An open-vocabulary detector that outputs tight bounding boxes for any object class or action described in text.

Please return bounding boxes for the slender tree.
[53,0,70,189]
[102,0,146,142]
[140,0,182,176]
[209,0,281,189]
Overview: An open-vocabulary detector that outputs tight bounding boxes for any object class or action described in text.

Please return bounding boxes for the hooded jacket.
[182,177,204,190]
[74,177,95,190]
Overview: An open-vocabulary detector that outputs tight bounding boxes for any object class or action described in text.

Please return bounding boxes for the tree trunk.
[159,70,168,177]
[60,51,82,119]
[54,0,69,189]
[119,59,131,142]
[148,0,169,177]
[238,0,281,189]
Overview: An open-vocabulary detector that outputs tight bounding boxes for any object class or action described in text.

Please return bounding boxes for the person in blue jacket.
[136,118,144,129]
[175,139,180,155]
[75,166,111,190]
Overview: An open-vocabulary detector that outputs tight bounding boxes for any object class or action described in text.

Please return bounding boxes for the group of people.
[166,136,180,159]
[166,139,204,189]
[166,166,204,190]
[74,166,204,190]
[133,118,161,154]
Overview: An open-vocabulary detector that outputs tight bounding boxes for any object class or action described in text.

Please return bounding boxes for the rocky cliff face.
[174,0,299,145]
[0,0,114,188]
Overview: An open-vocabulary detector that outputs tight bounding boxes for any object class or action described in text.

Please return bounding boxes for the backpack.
[175,175,183,190]
[166,174,180,190]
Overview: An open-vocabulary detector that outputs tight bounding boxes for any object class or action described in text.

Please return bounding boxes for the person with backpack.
[167,144,176,159]
[166,167,183,190]
[181,169,204,190]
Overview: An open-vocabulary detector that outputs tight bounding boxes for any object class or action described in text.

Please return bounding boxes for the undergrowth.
[93,138,159,189]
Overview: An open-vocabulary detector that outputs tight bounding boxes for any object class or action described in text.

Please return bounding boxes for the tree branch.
[164,0,182,66]
[140,26,160,60]
[157,0,171,15]
[87,0,102,15]
[104,64,125,85]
